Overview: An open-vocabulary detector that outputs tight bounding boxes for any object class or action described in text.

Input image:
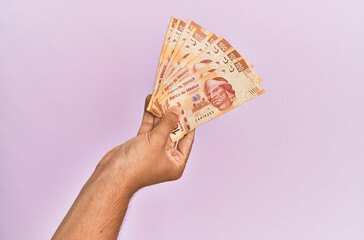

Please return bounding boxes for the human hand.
[97,95,195,194]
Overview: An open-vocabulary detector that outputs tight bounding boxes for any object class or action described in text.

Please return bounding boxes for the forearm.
[52,158,134,240]
[52,101,194,239]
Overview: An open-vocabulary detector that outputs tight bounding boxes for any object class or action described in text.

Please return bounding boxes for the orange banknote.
[148,18,184,115]
[157,49,255,110]
[155,37,258,114]
[163,22,212,81]
[167,58,264,141]
[149,20,213,115]
[151,17,177,100]
[148,18,265,141]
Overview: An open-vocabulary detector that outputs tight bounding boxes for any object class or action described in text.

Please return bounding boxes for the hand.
[52,95,195,240]
[97,95,195,194]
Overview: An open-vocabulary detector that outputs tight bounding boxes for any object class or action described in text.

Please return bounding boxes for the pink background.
[1,0,364,239]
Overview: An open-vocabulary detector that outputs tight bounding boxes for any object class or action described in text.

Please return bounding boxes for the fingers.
[153,116,161,129]
[152,106,182,140]
[176,129,195,162]
[137,94,155,135]
[166,134,177,149]
[153,116,178,149]
[168,136,177,148]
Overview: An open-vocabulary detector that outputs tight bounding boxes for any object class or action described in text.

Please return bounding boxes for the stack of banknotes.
[147,17,265,142]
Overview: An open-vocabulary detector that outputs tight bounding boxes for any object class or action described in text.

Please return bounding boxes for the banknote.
[163,57,260,107]
[158,52,259,122]
[148,19,185,114]
[151,33,216,116]
[149,19,195,115]
[157,48,255,110]
[150,20,210,115]
[154,41,260,116]
[166,57,265,141]
[150,34,220,116]
[163,23,212,81]
[154,37,238,113]
[163,20,200,79]
[147,18,265,141]
[149,17,177,115]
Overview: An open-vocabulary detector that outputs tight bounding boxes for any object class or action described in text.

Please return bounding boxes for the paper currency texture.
[149,17,265,141]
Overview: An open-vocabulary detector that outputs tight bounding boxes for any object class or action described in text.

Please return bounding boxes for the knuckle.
[145,94,152,101]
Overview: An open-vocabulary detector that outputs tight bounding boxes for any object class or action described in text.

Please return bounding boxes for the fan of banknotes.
[147,17,265,142]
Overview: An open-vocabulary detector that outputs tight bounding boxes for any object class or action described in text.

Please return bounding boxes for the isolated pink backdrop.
[1,0,364,239]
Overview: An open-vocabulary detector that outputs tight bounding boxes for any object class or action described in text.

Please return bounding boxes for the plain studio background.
[1,0,363,239]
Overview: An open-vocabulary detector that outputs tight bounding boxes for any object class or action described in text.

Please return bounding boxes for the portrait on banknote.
[204,77,236,111]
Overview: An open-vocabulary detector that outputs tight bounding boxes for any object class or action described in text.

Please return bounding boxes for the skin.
[206,85,231,111]
[52,95,195,240]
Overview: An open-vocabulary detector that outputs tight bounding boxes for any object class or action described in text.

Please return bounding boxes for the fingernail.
[170,106,182,116]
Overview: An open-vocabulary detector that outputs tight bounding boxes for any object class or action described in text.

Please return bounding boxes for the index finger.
[137,94,155,135]
[176,129,195,164]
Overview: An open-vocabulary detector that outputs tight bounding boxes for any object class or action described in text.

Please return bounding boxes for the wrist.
[91,155,138,199]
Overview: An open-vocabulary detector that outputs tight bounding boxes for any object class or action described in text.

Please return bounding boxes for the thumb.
[153,106,182,139]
